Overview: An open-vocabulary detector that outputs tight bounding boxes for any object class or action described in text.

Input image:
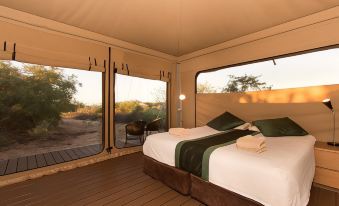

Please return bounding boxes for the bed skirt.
[143,155,191,195]
[190,175,263,206]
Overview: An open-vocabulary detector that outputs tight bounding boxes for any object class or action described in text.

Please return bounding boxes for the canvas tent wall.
[0,5,176,185]
[178,7,339,142]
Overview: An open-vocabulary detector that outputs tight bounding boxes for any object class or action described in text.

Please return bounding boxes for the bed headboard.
[196,85,339,142]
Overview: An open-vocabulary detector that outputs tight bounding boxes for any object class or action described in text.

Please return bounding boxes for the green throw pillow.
[207,112,245,131]
[252,117,308,137]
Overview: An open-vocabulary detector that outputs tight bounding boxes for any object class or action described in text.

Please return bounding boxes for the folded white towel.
[169,128,191,137]
[236,135,266,153]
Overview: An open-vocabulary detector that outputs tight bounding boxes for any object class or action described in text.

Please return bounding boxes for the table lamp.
[322,98,338,146]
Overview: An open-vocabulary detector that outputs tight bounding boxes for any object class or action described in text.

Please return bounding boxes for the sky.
[62,68,102,105]
[115,74,166,103]
[5,60,166,104]
[197,48,339,92]
[7,61,102,105]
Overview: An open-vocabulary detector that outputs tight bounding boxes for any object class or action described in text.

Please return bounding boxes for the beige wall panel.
[170,65,178,128]
[0,20,108,71]
[180,13,339,129]
[196,85,339,142]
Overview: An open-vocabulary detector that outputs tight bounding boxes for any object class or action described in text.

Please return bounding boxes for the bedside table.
[314,141,339,189]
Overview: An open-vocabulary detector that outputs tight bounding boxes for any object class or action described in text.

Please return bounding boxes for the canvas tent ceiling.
[0,0,338,56]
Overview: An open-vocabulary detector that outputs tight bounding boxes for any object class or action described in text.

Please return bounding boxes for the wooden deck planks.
[5,158,18,175]
[162,195,194,206]
[123,183,172,206]
[0,152,201,206]
[16,157,27,172]
[34,167,145,205]
[43,152,56,166]
[69,172,148,206]
[0,144,102,176]
[27,155,37,170]
[142,190,180,206]
[99,178,161,206]
[58,150,72,162]
[0,152,337,206]
[35,154,47,168]
[50,151,64,164]
[65,148,80,160]
[0,160,8,175]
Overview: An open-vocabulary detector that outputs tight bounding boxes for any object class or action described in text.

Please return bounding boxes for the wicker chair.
[145,118,162,136]
[125,120,146,145]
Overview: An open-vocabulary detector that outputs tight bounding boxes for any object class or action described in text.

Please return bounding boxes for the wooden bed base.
[191,175,263,206]
[143,155,262,206]
[143,155,191,195]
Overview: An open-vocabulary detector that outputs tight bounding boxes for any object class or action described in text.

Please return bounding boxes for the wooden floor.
[0,144,102,176]
[0,152,337,206]
[0,152,203,206]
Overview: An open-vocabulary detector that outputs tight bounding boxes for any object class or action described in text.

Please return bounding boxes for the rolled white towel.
[169,128,191,137]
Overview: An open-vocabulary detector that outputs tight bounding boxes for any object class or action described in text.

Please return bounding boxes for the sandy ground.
[0,119,102,160]
[0,120,162,160]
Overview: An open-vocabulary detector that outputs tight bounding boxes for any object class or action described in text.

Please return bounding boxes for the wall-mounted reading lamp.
[179,94,186,101]
[322,98,338,146]
[178,94,186,127]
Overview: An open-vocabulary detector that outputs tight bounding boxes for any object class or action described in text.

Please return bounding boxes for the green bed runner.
[175,129,256,180]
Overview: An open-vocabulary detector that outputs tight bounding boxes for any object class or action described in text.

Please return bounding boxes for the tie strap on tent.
[120,63,130,76]
[126,64,130,75]
[12,43,16,60]
[113,62,117,73]
[160,70,171,82]
[88,57,92,70]
[0,41,14,60]
[0,40,106,72]
[114,63,171,82]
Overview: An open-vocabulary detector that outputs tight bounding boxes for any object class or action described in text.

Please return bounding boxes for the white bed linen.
[209,134,315,206]
[143,129,315,206]
[143,126,220,166]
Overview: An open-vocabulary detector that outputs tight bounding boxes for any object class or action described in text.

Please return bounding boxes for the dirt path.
[0,119,102,160]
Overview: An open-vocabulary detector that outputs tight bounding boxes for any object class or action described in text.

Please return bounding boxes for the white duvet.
[143,126,316,206]
[209,133,315,206]
[143,126,220,166]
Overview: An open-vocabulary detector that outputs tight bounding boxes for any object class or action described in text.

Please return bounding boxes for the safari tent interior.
[0,1,339,206]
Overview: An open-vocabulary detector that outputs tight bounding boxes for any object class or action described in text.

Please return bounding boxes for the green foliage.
[222,75,272,93]
[197,82,217,93]
[0,62,78,134]
[115,100,166,125]
[62,104,102,121]
[28,120,50,137]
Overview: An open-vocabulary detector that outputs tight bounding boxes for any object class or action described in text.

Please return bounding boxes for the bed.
[143,126,316,206]
[143,125,220,195]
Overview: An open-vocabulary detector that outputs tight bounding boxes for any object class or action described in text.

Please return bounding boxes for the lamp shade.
[179,94,186,101]
[322,98,333,110]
